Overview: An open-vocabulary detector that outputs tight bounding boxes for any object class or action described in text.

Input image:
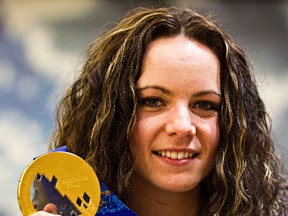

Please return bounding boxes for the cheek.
[131,120,150,171]
[132,114,158,146]
[211,121,220,146]
[131,114,163,167]
[200,119,220,153]
[196,120,220,176]
[132,117,144,147]
[131,117,150,155]
[207,121,220,167]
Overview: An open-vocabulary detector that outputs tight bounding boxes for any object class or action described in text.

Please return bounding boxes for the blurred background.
[0,0,287,215]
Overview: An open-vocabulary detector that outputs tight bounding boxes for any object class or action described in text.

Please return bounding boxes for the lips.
[153,150,198,160]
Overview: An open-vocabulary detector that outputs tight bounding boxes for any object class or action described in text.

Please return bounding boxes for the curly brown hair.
[49,7,287,215]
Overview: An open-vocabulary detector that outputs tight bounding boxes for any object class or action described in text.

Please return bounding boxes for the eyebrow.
[193,90,222,99]
[137,85,222,98]
[137,85,171,94]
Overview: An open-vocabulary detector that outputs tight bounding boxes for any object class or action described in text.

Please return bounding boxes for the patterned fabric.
[97,182,136,215]
[52,146,137,215]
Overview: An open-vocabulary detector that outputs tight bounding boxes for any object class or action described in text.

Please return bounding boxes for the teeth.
[155,151,195,160]
[171,152,177,159]
[166,151,171,157]
[178,152,184,160]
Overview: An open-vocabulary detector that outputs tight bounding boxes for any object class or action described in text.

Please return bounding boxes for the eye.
[139,98,163,107]
[194,101,219,111]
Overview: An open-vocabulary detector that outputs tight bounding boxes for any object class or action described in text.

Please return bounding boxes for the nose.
[165,104,196,137]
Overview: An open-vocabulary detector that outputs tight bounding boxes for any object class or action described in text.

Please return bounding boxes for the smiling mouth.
[153,151,198,160]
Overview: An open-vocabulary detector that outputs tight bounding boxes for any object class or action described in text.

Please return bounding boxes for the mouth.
[153,150,199,160]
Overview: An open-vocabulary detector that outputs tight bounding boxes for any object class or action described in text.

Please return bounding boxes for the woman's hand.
[31,212,60,216]
[30,203,60,215]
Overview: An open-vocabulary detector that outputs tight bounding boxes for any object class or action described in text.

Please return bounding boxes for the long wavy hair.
[49,7,287,215]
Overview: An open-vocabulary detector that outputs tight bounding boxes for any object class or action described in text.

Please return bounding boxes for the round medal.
[18,152,100,216]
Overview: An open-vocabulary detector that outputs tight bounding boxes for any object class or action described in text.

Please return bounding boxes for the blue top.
[52,146,137,216]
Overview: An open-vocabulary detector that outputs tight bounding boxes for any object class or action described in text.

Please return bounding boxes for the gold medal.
[18,151,100,216]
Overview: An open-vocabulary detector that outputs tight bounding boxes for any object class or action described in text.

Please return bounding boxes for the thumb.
[43,203,59,214]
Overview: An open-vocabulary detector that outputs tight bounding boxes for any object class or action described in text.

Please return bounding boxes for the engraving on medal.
[62,176,89,189]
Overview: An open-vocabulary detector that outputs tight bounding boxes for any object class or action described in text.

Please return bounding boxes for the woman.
[33,7,287,215]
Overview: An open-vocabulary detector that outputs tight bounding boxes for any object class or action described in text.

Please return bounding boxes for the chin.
[158,179,201,193]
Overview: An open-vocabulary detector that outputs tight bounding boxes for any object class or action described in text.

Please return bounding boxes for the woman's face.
[132,35,221,194]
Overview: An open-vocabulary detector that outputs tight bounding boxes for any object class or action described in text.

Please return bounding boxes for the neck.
[127,175,203,216]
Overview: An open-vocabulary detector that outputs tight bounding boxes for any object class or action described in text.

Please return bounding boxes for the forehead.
[138,35,221,93]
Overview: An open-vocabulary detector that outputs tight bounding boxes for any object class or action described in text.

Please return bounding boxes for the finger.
[31,211,61,216]
[43,203,58,214]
